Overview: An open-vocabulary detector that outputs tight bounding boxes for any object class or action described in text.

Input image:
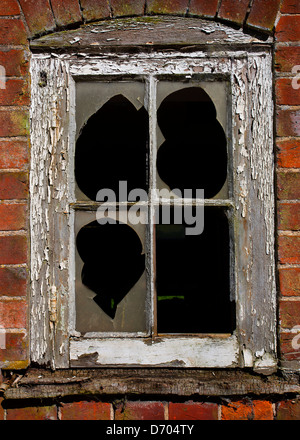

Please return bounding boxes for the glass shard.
[156,87,227,199]
[75,94,148,201]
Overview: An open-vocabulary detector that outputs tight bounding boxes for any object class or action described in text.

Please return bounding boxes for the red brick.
[115,401,165,420]
[281,0,300,14]
[276,78,300,106]
[0,0,20,15]
[0,299,26,328]
[60,401,111,420]
[280,332,300,361]
[275,46,300,73]
[189,0,219,18]
[110,0,145,17]
[0,49,29,78]
[0,235,27,264]
[246,0,281,32]
[277,399,300,419]
[0,203,27,231]
[147,0,189,15]
[276,15,300,42]
[0,110,29,137]
[278,235,300,264]
[0,141,29,170]
[278,203,300,231]
[221,400,273,420]
[277,109,300,137]
[7,405,57,420]
[0,79,29,106]
[0,18,27,45]
[277,171,300,200]
[79,0,111,21]
[0,332,28,361]
[276,139,300,168]
[279,300,300,328]
[0,172,28,199]
[50,0,82,27]
[0,266,27,297]
[169,402,218,420]
[218,0,249,26]
[19,0,55,36]
[279,267,300,296]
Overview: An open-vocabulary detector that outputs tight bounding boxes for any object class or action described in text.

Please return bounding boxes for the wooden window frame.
[29,20,277,373]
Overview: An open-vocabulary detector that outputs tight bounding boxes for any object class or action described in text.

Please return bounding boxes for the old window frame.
[29,21,277,373]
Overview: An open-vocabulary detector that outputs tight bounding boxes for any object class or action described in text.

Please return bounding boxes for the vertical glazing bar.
[145,75,158,336]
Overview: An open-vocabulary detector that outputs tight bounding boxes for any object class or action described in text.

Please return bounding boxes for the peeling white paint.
[30,46,276,369]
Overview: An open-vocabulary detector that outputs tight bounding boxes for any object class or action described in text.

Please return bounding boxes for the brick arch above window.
[18,0,281,39]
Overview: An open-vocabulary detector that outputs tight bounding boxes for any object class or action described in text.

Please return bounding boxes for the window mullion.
[145,75,158,337]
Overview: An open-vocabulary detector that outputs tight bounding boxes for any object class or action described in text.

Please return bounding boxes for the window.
[29,19,277,373]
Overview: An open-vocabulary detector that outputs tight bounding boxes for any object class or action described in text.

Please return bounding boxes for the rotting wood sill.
[2,368,300,400]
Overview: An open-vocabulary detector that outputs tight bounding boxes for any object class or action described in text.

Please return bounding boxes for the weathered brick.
[189,0,219,18]
[278,203,300,231]
[169,402,218,420]
[115,401,165,420]
[275,46,300,73]
[280,332,300,361]
[0,235,27,265]
[277,171,300,200]
[277,399,300,419]
[147,0,189,15]
[278,235,300,264]
[0,110,29,137]
[7,405,57,420]
[281,0,300,14]
[0,299,26,328]
[218,0,249,26]
[19,0,55,36]
[279,300,300,328]
[0,266,27,297]
[221,400,273,420]
[0,18,27,45]
[0,203,27,231]
[277,109,300,137]
[50,0,82,27]
[0,50,29,79]
[0,79,29,106]
[276,139,300,168]
[0,332,27,361]
[279,267,300,296]
[276,78,300,106]
[276,15,300,42]
[79,0,111,21]
[246,0,281,32]
[0,141,29,170]
[0,172,28,200]
[110,0,145,17]
[60,401,111,420]
[0,0,20,15]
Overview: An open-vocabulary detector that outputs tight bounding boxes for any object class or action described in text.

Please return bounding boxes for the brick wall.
[0,0,299,420]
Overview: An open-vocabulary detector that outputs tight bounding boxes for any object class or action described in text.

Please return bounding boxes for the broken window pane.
[75,211,147,333]
[156,84,228,199]
[155,206,235,334]
[75,82,148,201]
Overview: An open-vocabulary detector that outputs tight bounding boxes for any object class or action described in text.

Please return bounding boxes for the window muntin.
[73,76,235,337]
